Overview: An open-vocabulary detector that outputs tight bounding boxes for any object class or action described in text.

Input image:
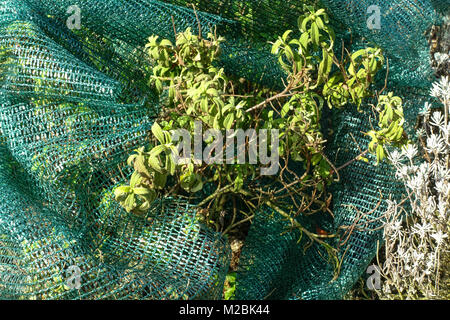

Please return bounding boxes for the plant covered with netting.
[0,0,448,300]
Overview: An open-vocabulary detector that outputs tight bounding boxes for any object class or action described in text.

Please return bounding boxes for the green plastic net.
[0,0,446,300]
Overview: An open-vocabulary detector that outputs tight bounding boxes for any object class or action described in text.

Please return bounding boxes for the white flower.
[430,111,444,128]
[435,166,450,181]
[434,52,449,66]
[377,76,449,299]
[431,231,448,246]
[437,201,448,219]
[411,223,433,238]
[425,196,436,214]
[388,149,403,165]
[412,250,425,262]
[407,164,419,175]
[386,219,403,239]
[418,162,430,177]
[386,199,398,212]
[425,257,435,275]
[441,123,450,139]
[397,247,408,261]
[392,219,402,231]
[404,144,418,160]
[416,128,426,138]
[435,180,449,195]
[420,102,432,117]
[430,76,450,101]
[425,134,445,153]
[396,165,409,179]
[406,176,423,191]
[383,283,392,294]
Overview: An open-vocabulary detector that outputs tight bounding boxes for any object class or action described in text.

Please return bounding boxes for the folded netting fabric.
[0,0,446,299]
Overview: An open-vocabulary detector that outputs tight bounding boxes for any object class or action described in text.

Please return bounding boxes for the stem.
[245,72,302,113]
[444,98,448,129]
[444,98,449,172]
[196,184,233,208]
[222,214,255,236]
[245,90,296,113]
[335,149,369,173]
[264,200,336,242]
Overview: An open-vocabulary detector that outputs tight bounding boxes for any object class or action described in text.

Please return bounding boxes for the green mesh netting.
[0,0,446,300]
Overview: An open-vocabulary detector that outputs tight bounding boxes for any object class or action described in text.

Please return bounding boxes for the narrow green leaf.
[223,113,235,130]
[152,122,165,144]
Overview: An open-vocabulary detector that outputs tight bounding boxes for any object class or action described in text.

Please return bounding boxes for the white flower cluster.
[378,76,450,299]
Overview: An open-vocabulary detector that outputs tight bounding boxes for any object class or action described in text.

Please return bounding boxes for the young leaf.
[148,156,163,173]
[152,122,165,144]
[130,172,143,188]
[311,22,320,46]
[223,113,235,130]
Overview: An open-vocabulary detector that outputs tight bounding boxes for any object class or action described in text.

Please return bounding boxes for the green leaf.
[134,201,151,215]
[114,186,131,201]
[223,113,235,130]
[124,193,136,212]
[154,171,168,189]
[134,155,151,178]
[284,45,294,60]
[224,272,236,300]
[358,156,369,163]
[180,172,203,193]
[154,79,163,93]
[368,139,377,153]
[311,154,322,166]
[149,144,166,157]
[311,22,320,46]
[233,175,244,192]
[127,154,138,167]
[299,32,310,49]
[315,17,325,29]
[271,39,282,55]
[190,176,203,193]
[168,149,178,173]
[281,103,290,118]
[159,39,173,47]
[206,88,219,96]
[315,9,326,16]
[148,156,163,173]
[130,172,143,188]
[282,30,293,42]
[376,144,385,164]
[301,16,312,32]
[152,122,165,144]
[213,114,220,130]
[201,98,209,113]
[317,49,332,85]
[133,187,152,196]
[163,131,172,144]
